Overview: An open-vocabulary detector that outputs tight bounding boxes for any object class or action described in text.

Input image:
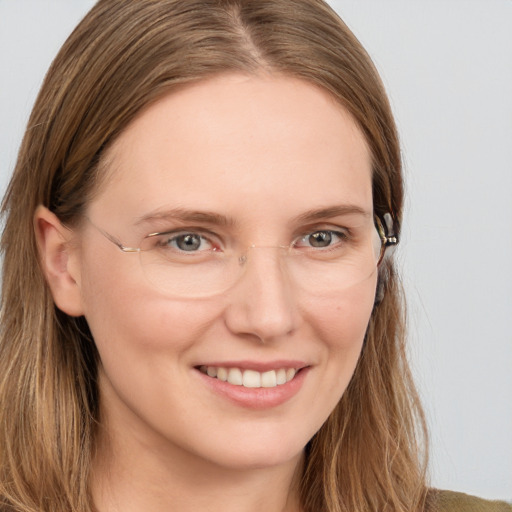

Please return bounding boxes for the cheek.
[79,270,224,433]
[306,277,376,396]
[308,275,377,348]
[77,247,219,363]
[282,279,376,446]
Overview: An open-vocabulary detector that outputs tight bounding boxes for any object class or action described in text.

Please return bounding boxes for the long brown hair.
[0,1,428,511]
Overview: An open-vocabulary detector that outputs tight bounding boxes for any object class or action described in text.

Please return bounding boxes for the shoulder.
[429,489,512,512]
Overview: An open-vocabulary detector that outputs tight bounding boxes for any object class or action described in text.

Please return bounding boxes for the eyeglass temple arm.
[85,216,140,253]
[381,212,399,247]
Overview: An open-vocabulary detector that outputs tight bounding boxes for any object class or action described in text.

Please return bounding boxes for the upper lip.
[194,360,309,372]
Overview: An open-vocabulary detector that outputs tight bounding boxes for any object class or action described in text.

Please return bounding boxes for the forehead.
[91,73,373,224]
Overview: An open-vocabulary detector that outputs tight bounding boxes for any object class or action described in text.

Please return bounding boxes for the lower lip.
[195,367,309,410]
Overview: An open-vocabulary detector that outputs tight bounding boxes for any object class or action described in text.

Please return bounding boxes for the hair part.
[1,1,427,511]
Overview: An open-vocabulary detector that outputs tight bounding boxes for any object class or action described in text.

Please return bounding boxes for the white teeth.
[200,366,299,388]
[242,370,261,388]
[276,368,287,385]
[227,368,243,386]
[261,370,277,388]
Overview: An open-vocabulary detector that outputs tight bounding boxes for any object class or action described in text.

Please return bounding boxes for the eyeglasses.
[85,213,398,298]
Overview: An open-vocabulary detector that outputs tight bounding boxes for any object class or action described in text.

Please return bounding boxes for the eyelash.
[152,230,221,253]
[148,227,350,253]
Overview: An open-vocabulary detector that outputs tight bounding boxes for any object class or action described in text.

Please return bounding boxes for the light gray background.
[1,0,511,501]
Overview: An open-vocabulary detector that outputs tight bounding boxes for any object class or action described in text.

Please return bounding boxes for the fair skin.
[36,73,377,512]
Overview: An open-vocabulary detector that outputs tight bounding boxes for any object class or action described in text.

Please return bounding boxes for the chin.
[189,419,315,472]
[207,443,304,472]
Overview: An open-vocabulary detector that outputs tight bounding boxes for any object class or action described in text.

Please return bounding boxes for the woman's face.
[72,74,376,471]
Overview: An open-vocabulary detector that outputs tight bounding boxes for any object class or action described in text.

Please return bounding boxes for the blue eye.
[294,229,348,249]
[173,234,204,251]
[296,230,346,249]
[157,232,216,252]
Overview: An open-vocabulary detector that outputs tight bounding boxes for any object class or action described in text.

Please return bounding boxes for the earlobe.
[34,206,84,317]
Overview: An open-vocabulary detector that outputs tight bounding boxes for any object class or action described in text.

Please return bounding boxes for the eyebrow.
[134,208,237,228]
[293,204,371,223]
[134,204,370,229]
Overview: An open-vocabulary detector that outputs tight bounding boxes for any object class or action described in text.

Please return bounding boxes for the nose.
[223,247,300,343]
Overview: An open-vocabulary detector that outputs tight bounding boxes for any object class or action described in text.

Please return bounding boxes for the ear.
[34,206,84,317]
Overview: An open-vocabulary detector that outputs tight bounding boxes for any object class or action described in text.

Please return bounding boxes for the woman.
[0,1,509,511]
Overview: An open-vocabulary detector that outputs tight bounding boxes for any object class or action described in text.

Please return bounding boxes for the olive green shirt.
[434,490,512,512]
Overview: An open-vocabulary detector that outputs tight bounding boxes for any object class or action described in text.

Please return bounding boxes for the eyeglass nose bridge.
[237,244,290,266]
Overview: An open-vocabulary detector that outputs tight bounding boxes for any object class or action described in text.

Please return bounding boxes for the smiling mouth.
[198,366,299,389]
